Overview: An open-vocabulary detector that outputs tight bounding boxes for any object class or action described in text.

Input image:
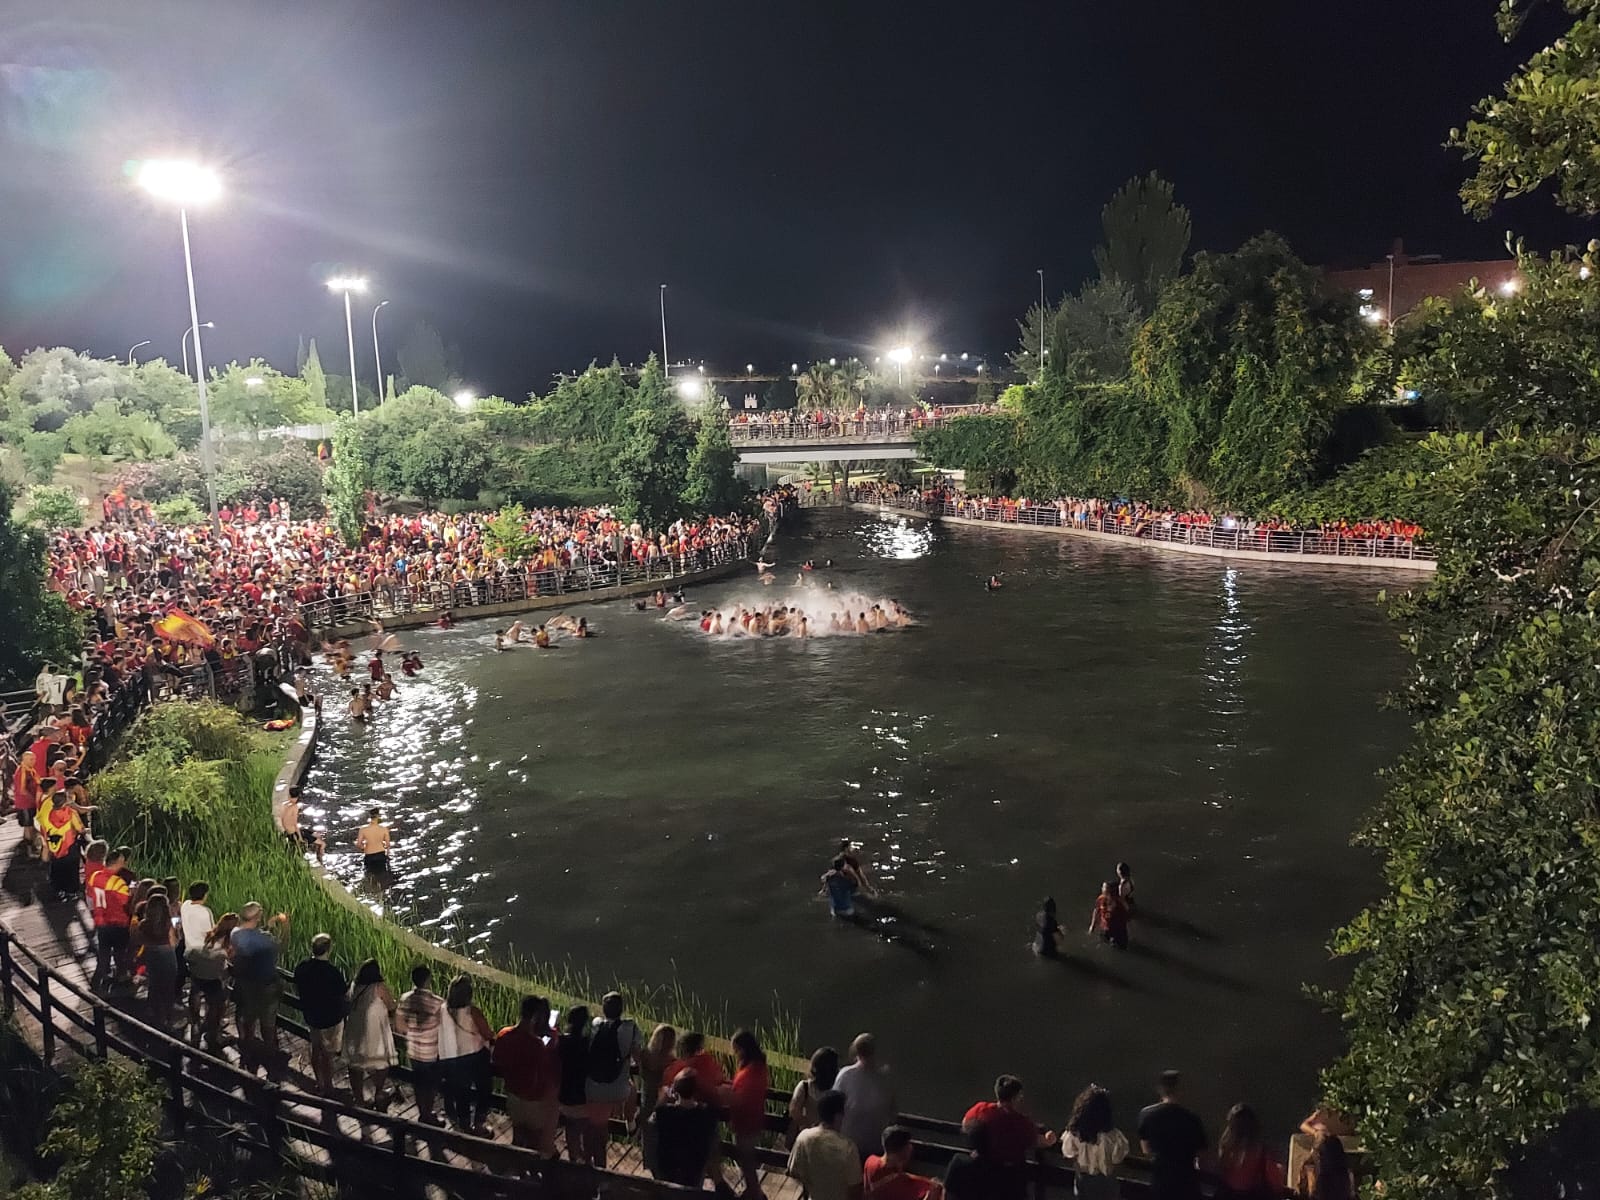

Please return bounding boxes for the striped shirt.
[398,988,444,1062]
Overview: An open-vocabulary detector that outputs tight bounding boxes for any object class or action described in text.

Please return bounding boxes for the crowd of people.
[848,480,1426,556]
[728,403,989,439]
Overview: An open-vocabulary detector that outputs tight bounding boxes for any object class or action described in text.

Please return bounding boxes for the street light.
[180,321,214,378]
[453,390,476,409]
[245,376,264,387]
[676,377,703,400]
[792,362,800,374]
[136,158,223,532]
[325,275,368,415]
[372,299,390,402]
[659,284,670,379]
[127,340,151,365]
[888,344,913,388]
[746,363,754,375]
[1036,268,1045,384]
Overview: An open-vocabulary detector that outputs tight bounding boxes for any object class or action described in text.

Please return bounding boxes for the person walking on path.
[343,959,398,1108]
[440,975,496,1136]
[292,934,348,1096]
[1138,1071,1208,1200]
[396,964,446,1125]
[788,1089,864,1200]
[834,1033,897,1160]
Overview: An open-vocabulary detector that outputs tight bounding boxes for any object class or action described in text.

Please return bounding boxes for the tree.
[613,358,694,528]
[127,360,200,447]
[0,479,82,684]
[301,339,327,411]
[482,504,541,561]
[1092,171,1192,313]
[14,1058,162,1200]
[324,419,368,546]
[1454,0,1600,217]
[207,360,301,436]
[1134,232,1369,506]
[395,320,459,391]
[22,485,84,530]
[682,416,747,513]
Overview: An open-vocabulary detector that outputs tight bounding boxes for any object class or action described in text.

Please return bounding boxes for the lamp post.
[660,284,669,378]
[371,299,390,402]
[180,320,214,379]
[888,345,912,388]
[1036,268,1046,384]
[137,159,222,532]
[326,276,368,415]
[127,340,151,365]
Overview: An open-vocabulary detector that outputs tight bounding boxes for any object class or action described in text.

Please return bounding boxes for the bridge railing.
[727,409,986,443]
[859,493,1437,563]
[295,538,752,629]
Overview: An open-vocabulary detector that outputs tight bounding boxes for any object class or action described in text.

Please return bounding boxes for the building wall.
[1324,256,1520,318]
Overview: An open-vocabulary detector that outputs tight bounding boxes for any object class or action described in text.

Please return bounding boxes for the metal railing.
[295,538,753,629]
[0,922,1191,1198]
[727,407,988,444]
[857,493,1437,563]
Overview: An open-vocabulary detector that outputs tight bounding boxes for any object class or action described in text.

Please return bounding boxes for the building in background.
[1324,239,1522,323]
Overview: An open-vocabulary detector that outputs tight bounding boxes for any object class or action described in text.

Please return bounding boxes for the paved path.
[0,816,802,1199]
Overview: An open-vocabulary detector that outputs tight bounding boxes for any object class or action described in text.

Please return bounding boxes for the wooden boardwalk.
[0,817,802,1199]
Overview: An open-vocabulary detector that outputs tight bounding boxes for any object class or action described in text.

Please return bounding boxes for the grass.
[94,706,805,1088]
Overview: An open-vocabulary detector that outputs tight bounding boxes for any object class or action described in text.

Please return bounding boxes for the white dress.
[342,983,398,1070]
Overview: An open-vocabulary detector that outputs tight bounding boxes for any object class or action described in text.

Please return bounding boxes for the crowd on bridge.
[727,403,993,440]
[848,480,1426,557]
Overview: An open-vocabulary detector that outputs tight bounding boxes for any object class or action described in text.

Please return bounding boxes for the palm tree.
[796,363,844,411]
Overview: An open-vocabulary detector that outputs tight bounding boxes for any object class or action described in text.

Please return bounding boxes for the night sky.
[1,1,1594,398]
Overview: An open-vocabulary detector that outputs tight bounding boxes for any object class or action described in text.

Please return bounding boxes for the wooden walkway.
[0,818,802,1200]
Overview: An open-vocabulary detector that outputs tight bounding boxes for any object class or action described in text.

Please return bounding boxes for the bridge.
[726,410,976,463]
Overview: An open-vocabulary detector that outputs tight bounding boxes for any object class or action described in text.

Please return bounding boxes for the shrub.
[21,486,84,531]
[126,699,262,765]
[152,495,203,526]
[20,431,64,483]
[91,749,229,857]
[14,1058,163,1200]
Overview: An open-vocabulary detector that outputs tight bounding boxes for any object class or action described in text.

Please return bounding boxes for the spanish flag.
[155,610,215,648]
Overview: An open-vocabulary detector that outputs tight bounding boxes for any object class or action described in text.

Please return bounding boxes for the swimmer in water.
[575,617,591,638]
[802,560,815,571]
[666,605,690,619]
[654,590,667,609]
[711,612,725,635]
[507,620,526,643]
[633,599,648,612]
[755,558,776,572]
[494,629,507,651]
[699,611,713,632]
[401,651,424,677]
[797,612,809,638]
[986,575,1003,591]
[534,624,552,649]
[375,672,397,700]
[347,687,367,721]
[437,611,455,629]
[855,611,870,635]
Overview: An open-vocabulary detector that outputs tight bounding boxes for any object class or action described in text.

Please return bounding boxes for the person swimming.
[507,620,526,643]
[633,599,648,612]
[575,617,591,638]
[986,575,1003,591]
[855,612,870,635]
[375,672,397,700]
[400,651,424,676]
[494,629,508,651]
[534,624,552,649]
[437,611,455,628]
[347,687,368,722]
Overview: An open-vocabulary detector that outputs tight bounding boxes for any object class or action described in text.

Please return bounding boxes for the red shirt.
[864,1155,935,1200]
[492,1025,559,1101]
[664,1051,727,1103]
[963,1101,1039,1165]
[86,865,131,928]
[729,1061,770,1136]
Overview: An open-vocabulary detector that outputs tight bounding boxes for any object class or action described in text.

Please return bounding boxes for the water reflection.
[1200,567,1250,807]
[856,515,935,559]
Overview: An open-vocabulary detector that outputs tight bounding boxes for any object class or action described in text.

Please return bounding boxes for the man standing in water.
[838,838,877,895]
[356,808,391,876]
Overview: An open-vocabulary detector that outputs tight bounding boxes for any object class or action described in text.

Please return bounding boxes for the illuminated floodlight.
[829,357,837,366]
[976,364,985,373]
[135,159,222,206]
[326,275,369,293]
[698,363,706,373]
[888,346,913,365]
[1499,278,1520,296]
[791,362,800,373]
[244,376,264,387]
[676,378,704,400]
[961,352,969,361]
[453,390,476,408]
[746,363,754,373]
[1362,307,1385,324]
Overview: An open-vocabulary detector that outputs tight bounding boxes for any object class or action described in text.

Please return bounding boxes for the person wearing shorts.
[293,933,349,1095]
[230,903,290,1066]
[494,996,561,1156]
[356,808,391,876]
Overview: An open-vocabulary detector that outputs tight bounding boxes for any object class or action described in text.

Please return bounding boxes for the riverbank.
[848,501,1437,571]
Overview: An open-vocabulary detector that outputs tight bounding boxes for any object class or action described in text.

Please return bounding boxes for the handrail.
[296,538,753,629]
[0,922,1181,1197]
[859,493,1436,564]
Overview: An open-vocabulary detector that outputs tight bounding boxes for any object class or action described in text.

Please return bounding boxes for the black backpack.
[588,1018,626,1083]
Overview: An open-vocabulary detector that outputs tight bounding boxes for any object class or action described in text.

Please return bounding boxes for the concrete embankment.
[849,503,1437,573]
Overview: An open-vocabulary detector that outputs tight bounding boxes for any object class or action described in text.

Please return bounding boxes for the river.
[301,507,1410,1138]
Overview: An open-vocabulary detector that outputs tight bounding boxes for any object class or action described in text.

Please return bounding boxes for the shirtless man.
[356,808,391,875]
[375,673,397,700]
[347,687,368,721]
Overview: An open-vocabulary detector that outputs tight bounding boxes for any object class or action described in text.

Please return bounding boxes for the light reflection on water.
[302,510,1409,1134]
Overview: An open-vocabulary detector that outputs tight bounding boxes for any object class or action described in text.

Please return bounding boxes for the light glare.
[135,159,222,206]
[326,276,369,293]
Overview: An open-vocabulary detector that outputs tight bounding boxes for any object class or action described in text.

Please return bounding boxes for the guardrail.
[727,408,986,444]
[859,494,1437,563]
[296,539,752,629]
[0,922,1189,1198]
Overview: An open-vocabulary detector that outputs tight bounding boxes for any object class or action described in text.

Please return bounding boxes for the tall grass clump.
[90,701,803,1081]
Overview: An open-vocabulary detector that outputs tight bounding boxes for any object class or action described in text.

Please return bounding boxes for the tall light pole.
[371,299,390,402]
[180,320,214,378]
[1036,268,1046,384]
[659,284,669,378]
[326,276,369,415]
[1386,254,1396,329]
[136,159,223,533]
[127,340,151,365]
[888,345,913,389]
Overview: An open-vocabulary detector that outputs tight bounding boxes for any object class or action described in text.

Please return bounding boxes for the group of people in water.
[1036,862,1138,955]
[493,615,591,651]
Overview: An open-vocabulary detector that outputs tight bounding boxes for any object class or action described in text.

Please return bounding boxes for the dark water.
[303,509,1410,1138]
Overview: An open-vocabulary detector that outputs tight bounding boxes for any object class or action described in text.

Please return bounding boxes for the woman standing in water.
[1088,881,1129,948]
[1033,897,1063,957]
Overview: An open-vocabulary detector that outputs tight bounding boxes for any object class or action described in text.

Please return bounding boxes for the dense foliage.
[14,1059,163,1200]
[0,480,82,684]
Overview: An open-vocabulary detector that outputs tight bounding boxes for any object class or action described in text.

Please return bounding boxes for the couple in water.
[821,838,877,918]
[1034,862,1136,956]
